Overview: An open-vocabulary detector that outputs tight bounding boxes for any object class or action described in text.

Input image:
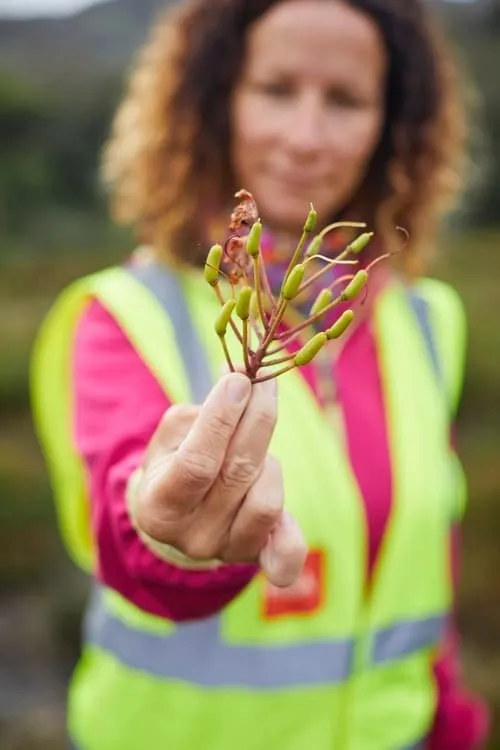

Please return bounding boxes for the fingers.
[144,404,200,462]
[134,374,251,541]
[221,455,284,563]
[155,373,252,508]
[258,510,308,588]
[201,377,278,529]
[134,371,288,572]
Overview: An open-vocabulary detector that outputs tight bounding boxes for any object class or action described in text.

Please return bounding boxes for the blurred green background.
[0,1,499,748]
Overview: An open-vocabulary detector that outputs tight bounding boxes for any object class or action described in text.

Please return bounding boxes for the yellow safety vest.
[30,259,467,750]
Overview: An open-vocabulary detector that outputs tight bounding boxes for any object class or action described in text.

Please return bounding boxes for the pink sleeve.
[427,526,489,749]
[72,298,257,622]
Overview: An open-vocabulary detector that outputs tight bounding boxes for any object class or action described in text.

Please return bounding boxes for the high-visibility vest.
[30,259,467,750]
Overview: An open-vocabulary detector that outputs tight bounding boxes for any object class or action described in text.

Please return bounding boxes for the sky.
[0,0,476,18]
[0,0,105,17]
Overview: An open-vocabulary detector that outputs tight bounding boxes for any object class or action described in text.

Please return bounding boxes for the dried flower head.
[204,190,389,384]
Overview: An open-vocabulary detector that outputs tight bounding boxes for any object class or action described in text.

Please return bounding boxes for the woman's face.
[231,0,387,234]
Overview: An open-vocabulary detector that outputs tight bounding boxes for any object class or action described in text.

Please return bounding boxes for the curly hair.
[102,0,468,276]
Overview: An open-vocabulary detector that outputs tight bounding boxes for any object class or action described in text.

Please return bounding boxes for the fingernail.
[226,373,251,404]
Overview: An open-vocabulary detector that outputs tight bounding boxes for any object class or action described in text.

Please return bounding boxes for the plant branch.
[219,334,235,372]
[252,256,268,331]
[259,350,296,368]
[252,363,296,383]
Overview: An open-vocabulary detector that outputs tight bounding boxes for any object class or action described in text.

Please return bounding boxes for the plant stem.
[316,220,366,242]
[253,256,268,331]
[296,252,356,299]
[260,298,288,352]
[259,351,296,367]
[248,312,264,344]
[365,251,391,272]
[259,257,278,313]
[282,228,310,284]
[219,334,235,372]
[252,363,296,383]
[242,318,250,373]
[274,290,346,342]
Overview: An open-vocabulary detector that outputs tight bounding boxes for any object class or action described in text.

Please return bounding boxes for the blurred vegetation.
[0,1,499,748]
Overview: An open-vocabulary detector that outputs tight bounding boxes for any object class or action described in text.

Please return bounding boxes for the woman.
[31,1,488,748]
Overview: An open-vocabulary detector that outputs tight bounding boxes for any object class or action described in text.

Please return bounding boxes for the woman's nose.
[282,91,327,157]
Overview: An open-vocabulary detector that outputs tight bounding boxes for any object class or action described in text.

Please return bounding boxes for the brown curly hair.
[102,0,467,276]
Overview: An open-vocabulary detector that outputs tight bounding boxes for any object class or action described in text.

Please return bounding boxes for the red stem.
[252,363,296,383]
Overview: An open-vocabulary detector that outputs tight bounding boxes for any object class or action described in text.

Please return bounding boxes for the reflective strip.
[406,289,442,388]
[84,588,353,688]
[84,588,446,688]
[127,263,213,403]
[372,614,447,665]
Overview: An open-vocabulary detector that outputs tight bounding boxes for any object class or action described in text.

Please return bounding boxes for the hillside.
[0,0,173,87]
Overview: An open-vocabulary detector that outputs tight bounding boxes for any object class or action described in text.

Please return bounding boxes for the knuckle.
[253,402,277,433]
[244,455,284,528]
[250,501,281,530]
[220,455,259,490]
[211,405,239,435]
[175,448,219,491]
[148,404,199,457]
[158,404,190,431]
[168,405,201,436]
[133,489,172,544]
[182,532,218,561]
[248,489,283,529]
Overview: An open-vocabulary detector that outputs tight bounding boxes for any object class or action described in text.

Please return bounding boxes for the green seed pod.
[342,270,368,301]
[246,221,262,258]
[282,264,305,300]
[215,299,236,336]
[305,234,323,258]
[204,244,223,286]
[326,310,354,340]
[294,333,328,367]
[348,232,374,255]
[235,286,253,321]
[310,288,333,317]
[304,205,318,234]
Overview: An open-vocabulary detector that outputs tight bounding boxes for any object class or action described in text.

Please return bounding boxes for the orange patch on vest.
[262,549,325,618]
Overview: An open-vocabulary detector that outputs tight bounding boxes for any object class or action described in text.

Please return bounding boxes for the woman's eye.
[327,90,366,109]
[253,81,294,98]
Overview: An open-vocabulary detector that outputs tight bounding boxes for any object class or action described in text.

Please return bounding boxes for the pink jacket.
[72,297,488,749]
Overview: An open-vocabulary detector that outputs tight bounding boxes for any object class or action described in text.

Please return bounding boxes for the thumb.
[258,510,308,588]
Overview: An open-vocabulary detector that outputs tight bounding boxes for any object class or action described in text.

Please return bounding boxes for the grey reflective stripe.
[84,587,353,688]
[127,261,213,403]
[84,587,445,688]
[372,614,447,664]
[406,289,442,388]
